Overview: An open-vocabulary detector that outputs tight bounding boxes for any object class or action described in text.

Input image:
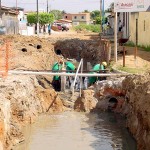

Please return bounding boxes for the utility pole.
[0,0,2,19]
[16,0,17,12]
[100,0,104,33]
[100,0,102,33]
[37,0,39,35]
[102,0,104,30]
[47,0,48,13]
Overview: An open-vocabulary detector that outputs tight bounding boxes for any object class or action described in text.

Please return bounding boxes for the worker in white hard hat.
[99,61,108,81]
[102,61,107,69]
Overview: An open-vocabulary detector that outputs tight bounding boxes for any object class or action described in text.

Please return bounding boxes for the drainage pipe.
[5,70,129,77]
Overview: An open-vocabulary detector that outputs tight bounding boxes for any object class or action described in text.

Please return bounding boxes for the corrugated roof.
[1,6,18,15]
[56,19,72,23]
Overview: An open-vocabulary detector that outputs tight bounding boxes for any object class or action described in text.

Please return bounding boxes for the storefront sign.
[114,0,150,12]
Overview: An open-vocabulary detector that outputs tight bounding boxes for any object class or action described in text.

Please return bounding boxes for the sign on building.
[114,0,150,12]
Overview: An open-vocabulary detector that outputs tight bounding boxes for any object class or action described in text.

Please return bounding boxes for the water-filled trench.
[15,111,136,150]
[15,39,136,150]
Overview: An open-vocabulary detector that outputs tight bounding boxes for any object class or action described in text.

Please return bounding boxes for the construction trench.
[0,34,149,150]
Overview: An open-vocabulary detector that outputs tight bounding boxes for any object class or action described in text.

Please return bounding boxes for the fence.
[0,40,12,77]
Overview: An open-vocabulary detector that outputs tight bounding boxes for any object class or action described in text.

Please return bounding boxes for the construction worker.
[89,61,107,85]
[65,61,76,72]
[65,61,76,89]
[52,60,63,91]
[100,61,107,80]
[102,61,107,69]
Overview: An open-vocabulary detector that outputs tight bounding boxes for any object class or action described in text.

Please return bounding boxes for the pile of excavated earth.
[0,33,149,150]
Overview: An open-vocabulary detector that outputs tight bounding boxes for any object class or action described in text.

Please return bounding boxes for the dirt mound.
[0,34,67,149]
[0,35,61,71]
[0,75,64,149]
[74,90,98,112]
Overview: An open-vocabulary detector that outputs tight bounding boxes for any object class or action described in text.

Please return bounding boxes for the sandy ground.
[116,45,150,73]
[0,30,150,73]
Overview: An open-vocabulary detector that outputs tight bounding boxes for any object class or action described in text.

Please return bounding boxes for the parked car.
[0,26,6,35]
[56,24,62,30]
[52,23,69,31]
[61,24,69,31]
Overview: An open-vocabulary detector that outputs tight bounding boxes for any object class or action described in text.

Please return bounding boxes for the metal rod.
[123,46,125,67]
[5,70,129,77]
[73,59,83,87]
[15,69,110,73]
[80,59,83,97]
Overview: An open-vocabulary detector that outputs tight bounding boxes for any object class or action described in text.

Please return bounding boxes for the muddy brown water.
[14,111,137,150]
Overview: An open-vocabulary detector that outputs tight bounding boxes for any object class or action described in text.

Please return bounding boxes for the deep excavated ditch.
[0,35,149,150]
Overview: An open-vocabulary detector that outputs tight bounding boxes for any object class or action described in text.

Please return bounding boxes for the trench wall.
[0,75,64,149]
[54,39,108,70]
[95,74,150,150]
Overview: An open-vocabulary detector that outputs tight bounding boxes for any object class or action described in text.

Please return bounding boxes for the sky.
[2,0,114,13]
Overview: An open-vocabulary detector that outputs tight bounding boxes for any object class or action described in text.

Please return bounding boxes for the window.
[81,16,84,19]
[65,16,67,19]
[74,16,77,19]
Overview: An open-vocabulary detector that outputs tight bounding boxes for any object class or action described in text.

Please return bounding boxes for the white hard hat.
[102,62,107,67]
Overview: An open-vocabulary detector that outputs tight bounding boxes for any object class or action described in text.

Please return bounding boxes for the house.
[129,12,150,46]
[0,6,19,34]
[63,13,91,25]
[11,7,25,21]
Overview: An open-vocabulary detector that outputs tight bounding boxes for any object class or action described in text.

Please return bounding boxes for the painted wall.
[129,12,150,46]
[64,13,90,25]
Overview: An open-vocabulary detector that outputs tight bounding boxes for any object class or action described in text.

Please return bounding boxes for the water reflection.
[14,111,136,150]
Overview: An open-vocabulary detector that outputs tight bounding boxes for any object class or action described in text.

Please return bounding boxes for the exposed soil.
[0,31,149,149]
[116,46,150,73]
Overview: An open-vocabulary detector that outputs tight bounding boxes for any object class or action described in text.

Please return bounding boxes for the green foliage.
[125,41,150,52]
[90,10,100,20]
[124,41,135,47]
[138,45,150,52]
[27,13,37,24]
[95,16,101,24]
[74,24,101,33]
[117,66,144,74]
[50,10,63,20]
[83,10,90,13]
[39,13,54,25]
[27,13,54,25]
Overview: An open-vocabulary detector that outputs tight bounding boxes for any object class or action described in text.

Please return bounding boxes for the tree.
[27,12,54,25]
[90,10,100,20]
[50,10,63,20]
[62,10,66,15]
[110,2,114,10]
[39,13,54,25]
[95,16,101,24]
[83,10,90,13]
[27,13,37,24]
